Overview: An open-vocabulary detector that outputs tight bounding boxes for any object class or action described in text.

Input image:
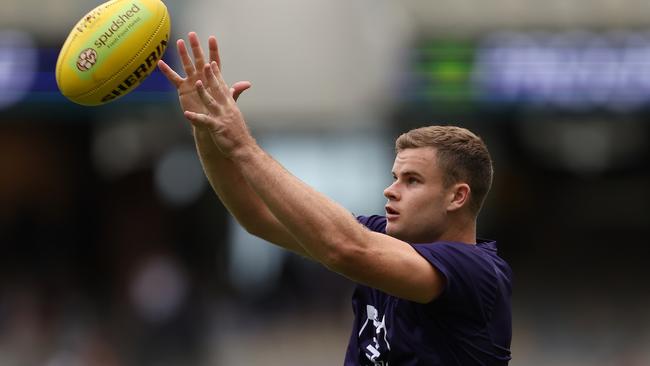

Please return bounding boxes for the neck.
[438,214,477,244]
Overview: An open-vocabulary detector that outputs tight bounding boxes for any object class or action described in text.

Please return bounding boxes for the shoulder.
[413,240,508,273]
[412,240,487,262]
[412,240,512,299]
[413,240,504,266]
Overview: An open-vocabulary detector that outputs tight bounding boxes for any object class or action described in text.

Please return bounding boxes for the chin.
[385,224,396,237]
[386,225,405,240]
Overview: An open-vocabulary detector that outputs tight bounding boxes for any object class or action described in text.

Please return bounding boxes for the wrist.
[229,140,263,164]
[192,127,225,160]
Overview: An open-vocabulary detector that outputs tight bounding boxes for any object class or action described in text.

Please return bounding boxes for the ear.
[447,183,470,212]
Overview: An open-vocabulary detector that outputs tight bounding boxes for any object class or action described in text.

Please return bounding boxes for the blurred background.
[2,0,650,365]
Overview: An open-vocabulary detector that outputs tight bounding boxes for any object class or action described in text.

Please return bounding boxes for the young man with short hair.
[159,32,512,365]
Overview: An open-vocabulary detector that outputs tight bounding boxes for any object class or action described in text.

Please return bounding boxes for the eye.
[407,177,419,185]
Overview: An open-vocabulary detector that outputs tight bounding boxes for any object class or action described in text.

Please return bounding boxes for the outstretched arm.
[183,48,445,304]
[158,33,308,257]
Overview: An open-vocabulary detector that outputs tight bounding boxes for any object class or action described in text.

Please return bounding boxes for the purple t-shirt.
[344,215,512,366]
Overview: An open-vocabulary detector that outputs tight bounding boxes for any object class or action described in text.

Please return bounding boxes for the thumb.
[230,81,252,101]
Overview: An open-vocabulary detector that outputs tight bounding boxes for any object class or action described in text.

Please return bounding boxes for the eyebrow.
[393,170,424,179]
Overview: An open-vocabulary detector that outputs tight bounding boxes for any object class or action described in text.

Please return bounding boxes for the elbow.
[241,222,261,237]
[233,216,265,239]
[241,222,273,241]
[319,235,367,273]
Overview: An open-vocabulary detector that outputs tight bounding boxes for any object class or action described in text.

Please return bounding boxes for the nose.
[384,182,400,201]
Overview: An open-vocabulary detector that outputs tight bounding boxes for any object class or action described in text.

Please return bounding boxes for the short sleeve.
[413,243,498,317]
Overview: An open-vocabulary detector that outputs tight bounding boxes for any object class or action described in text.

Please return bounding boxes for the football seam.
[71,3,169,100]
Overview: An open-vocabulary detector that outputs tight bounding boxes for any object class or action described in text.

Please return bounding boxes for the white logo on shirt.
[359,305,390,366]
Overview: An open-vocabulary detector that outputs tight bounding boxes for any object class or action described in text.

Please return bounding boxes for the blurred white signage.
[0,30,37,109]
[473,31,650,111]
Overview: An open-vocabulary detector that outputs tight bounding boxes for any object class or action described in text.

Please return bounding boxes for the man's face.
[383,147,450,243]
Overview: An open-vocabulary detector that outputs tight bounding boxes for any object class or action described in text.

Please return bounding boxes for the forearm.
[231,145,369,267]
[193,128,308,256]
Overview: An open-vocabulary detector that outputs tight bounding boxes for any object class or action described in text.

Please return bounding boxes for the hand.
[182,61,256,159]
[158,32,251,122]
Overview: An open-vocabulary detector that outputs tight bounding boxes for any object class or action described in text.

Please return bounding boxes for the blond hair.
[395,126,493,215]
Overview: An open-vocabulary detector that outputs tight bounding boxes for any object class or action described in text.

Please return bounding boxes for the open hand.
[181,61,256,158]
[158,32,251,120]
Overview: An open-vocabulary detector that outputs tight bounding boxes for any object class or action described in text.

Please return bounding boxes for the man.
[158,32,512,365]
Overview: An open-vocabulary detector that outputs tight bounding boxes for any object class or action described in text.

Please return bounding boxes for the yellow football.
[55,0,171,106]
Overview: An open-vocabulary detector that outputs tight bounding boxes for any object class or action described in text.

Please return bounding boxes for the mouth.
[385,205,399,220]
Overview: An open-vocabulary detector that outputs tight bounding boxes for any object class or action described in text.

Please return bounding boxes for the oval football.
[55,0,171,106]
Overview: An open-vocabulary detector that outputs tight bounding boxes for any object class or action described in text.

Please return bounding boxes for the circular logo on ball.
[76,48,98,71]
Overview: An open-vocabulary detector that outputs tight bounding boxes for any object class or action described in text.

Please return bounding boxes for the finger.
[208,36,222,70]
[203,62,229,102]
[195,79,222,111]
[231,81,252,101]
[177,39,196,77]
[157,60,184,88]
[188,32,207,72]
